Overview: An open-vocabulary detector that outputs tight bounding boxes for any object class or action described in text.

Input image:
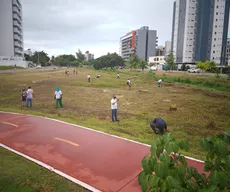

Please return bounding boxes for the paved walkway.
[0,112,205,192]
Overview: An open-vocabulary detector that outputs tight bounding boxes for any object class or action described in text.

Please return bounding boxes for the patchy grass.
[0,147,89,192]
[0,66,24,70]
[0,68,230,160]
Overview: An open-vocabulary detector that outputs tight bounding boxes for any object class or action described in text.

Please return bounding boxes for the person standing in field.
[87,74,91,82]
[26,86,34,108]
[158,79,163,87]
[54,88,63,108]
[111,95,119,122]
[126,79,131,89]
[117,73,120,78]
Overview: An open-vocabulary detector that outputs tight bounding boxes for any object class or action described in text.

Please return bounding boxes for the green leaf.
[165,141,179,154]
[148,156,157,172]
[191,167,201,181]
[166,176,181,189]
[149,189,158,192]
[215,140,227,156]
[156,145,164,158]
[163,133,174,143]
[214,157,221,170]
[177,156,187,166]
[142,156,152,174]
[155,162,169,179]
[151,143,157,156]
[176,165,186,179]
[178,140,190,151]
[159,180,167,192]
[204,160,213,172]
[218,171,228,189]
[187,167,193,179]
[209,170,220,185]
[138,171,148,192]
[148,175,160,188]
[159,153,171,164]
[223,130,230,137]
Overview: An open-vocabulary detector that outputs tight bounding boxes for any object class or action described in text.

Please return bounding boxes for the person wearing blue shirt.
[150,117,167,134]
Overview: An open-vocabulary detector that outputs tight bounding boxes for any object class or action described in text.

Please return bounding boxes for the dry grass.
[0,68,230,159]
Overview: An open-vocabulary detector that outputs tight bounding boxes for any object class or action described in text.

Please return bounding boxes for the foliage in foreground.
[138,130,230,192]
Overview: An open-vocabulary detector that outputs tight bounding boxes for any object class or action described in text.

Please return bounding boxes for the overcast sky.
[22,0,230,58]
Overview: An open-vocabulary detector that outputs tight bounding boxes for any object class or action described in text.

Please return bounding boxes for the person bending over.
[150,117,167,135]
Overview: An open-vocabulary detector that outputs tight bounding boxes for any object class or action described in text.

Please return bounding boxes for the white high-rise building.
[171,0,230,66]
[0,0,27,67]
[164,41,171,56]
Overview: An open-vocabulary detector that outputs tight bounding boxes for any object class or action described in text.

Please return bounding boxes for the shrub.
[138,130,230,192]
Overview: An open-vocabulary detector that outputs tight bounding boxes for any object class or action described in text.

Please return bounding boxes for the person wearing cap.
[54,87,63,108]
[150,117,167,135]
[111,95,119,122]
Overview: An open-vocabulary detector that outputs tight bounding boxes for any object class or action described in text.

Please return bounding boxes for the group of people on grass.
[21,71,165,134]
[21,87,63,108]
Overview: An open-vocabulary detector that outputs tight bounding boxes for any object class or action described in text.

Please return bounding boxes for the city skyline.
[22,0,176,58]
[19,0,230,59]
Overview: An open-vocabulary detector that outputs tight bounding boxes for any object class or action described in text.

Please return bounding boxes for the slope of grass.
[0,68,230,159]
[0,147,89,192]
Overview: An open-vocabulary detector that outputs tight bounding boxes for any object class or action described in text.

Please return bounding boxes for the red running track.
[0,112,205,192]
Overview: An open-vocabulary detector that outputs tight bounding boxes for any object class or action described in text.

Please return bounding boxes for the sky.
[22,0,175,58]
[22,0,230,58]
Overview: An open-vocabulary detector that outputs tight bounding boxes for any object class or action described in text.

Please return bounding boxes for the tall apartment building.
[171,0,230,66]
[85,51,94,61]
[0,0,24,58]
[164,41,171,56]
[119,26,157,61]
[226,38,230,66]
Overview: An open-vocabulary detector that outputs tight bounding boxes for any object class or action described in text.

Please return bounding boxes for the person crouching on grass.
[54,88,63,108]
[111,95,119,122]
[150,117,167,135]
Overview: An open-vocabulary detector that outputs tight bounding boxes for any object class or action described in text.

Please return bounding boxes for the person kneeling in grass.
[54,88,63,108]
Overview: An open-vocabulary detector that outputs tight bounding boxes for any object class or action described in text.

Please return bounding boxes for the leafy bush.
[138,130,230,192]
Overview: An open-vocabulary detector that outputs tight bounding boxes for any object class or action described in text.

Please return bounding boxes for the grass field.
[0,68,230,160]
[0,147,89,192]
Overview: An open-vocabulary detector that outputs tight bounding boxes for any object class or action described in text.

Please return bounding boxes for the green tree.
[76,49,85,63]
[126,55,140,70]
[196,61,206,74]
[166,53,175,70]
[55,54,76,66]
[24,53,31,61]
[71,60,80,67]
[138,130,230,192]
[139,60,148,71]
[51,55,55,64]
[93,53,125,70]
[31,51,50,66]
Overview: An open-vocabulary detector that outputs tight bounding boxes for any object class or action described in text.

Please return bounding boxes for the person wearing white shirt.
[126,79,131,89]
[26,86,34,108]
[111,95,119,122]
[54,88,63,108]
[158,79,163,87]
[87,74,91,82]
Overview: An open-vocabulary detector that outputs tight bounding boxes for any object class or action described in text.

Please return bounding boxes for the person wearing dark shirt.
[150,117,167,135]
